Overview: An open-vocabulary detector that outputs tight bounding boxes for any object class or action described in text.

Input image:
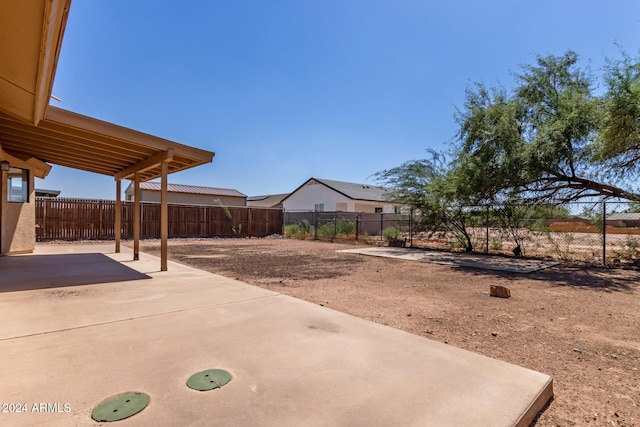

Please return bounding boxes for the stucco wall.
[1,166,36,254]
[283,183,350,211]
[357,202,397,213]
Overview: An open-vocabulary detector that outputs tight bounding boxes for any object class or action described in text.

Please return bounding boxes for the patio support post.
[133,173,140,261]
[602,200,607,266]
[0,149,3,254]
[115,179,121,253]
[160,160,168,271]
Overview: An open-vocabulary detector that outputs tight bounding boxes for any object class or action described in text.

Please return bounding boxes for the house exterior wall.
[126,189,246,207]
[283,182,396,213]
[0,156,38,254]
[354,201,396,214]
[283,182,350,211]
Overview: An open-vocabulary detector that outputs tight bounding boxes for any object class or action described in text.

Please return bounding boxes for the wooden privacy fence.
[35,197,283,241]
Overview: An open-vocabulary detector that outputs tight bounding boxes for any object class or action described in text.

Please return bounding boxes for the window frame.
[7,167,29,203]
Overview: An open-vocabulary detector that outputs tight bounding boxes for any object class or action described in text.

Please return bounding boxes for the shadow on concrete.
[0,253,150,292]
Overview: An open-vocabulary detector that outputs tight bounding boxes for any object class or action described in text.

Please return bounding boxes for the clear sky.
[37,0,640,200]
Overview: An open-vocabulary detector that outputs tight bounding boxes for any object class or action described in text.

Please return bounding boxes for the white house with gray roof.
[282,178,399,213]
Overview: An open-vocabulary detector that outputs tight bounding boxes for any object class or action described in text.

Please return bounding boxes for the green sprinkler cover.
[91,392,150,422]
[187,369,232,391]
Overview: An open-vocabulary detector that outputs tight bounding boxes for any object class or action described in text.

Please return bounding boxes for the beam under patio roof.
[0,106,214,182]
[0,107,214,270]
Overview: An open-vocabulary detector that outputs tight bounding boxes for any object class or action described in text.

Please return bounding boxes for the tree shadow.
[463,263,640,293]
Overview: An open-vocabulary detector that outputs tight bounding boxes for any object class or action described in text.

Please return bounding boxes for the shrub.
[490,237,503,251]
[616,236,640,260]
[382,226,402,241]
[545,231,575,261]
[284,223,309,239]
[317,219,355,238]
[360,232,375,245]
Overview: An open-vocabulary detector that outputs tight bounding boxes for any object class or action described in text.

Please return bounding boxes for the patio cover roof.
[0,0,213,182]
[0,106,214,182]
[0,0,214,269]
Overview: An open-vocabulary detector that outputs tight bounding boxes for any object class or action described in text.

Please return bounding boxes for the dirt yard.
[135,237,640,426]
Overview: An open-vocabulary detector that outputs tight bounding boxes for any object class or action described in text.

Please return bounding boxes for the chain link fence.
[284,211,412,244]
[284,201,640,267]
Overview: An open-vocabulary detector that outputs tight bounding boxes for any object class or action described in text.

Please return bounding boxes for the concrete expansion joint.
[0,293,279,342]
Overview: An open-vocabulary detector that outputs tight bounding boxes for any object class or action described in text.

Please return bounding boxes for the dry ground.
[135,237,640,426]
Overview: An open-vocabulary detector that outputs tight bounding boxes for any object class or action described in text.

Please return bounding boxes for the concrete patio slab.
[0,245,275,339]
[338,247,559,273]
[0,244,552,426]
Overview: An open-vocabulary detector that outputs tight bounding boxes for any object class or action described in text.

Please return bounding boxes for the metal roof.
[607,212,640,221]
[35,188,61,197]
[137,182,246,198]
[246,193,288,207]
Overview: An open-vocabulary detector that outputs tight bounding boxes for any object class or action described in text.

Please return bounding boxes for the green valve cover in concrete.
[91,392,150,422]
[187,369,232,391]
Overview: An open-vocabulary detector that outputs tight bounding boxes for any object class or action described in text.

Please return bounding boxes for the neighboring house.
[246,194,288,209]
[547,216,590,226]
[282,177,399,213]
[607,213,640,228]
[35,188,61,198]
[125,182,246,206]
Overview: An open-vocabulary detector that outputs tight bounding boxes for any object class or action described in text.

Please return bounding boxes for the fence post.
[99,200,103,239]
[314,211,318,240]
[485,205,490,254]
[409,209,413,247]
[602,200,607,266]
[43,199,47,241]
[380,213,384,240]
[355,214,359,240]
[282,210,286,236]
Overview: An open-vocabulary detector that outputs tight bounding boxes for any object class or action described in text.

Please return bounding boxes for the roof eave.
[43,107,215,181]
[33,0,71,125]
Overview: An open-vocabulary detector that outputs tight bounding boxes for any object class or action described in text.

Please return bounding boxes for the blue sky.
[38,0,640,199]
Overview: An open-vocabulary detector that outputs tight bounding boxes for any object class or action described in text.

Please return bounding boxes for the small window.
[8,167,29,203]
[375,207,383,214]
[394,206,402,214]
[314,203,324,212]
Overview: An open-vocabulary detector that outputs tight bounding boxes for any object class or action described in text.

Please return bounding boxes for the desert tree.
[595,50,640,186]
[375,150,478,252]
[377,51,640,254]
[454,51,640,203]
